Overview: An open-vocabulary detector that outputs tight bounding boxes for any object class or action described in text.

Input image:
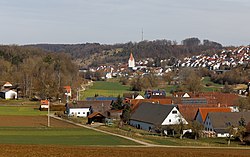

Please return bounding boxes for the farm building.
[129,102,187,132]
[204,112,250,137]
[66,100,112,117]
[0,90,17,100]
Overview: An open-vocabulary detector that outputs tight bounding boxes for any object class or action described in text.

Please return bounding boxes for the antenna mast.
[141,28,144,41]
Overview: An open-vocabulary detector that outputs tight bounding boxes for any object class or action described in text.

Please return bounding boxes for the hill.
[27,38,223,67]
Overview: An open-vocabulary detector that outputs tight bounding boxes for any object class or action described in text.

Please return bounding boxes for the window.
[83,112,85,114]
[178,119,181,122]
[172,110,177,114]
[78,112,80,114]
[71,112,74,114]
[169,119,171,122]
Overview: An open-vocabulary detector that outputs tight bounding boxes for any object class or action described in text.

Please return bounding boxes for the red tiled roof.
[178,104,225,121]
[40,100,49,105]
[197,107,231,122]
[127,98,172,111]
[87,112,106,119]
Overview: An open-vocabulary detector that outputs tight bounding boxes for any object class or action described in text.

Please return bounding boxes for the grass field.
[201,77,223,92]
[0,106,46,116]
[0,127,137,146]
[81,81,131,99]
[0,104,138,146]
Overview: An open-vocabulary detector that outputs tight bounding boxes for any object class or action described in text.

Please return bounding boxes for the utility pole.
[48,99,50,127]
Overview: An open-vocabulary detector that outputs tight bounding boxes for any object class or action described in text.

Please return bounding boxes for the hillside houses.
[176,46,250,70]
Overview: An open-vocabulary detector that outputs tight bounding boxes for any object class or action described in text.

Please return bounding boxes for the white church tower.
[128,52,135,68]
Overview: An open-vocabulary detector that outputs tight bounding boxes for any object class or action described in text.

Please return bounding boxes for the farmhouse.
[66,100,112,117]
[0,90,17,100]
[194,107,232,124]
[130,102,187,132]
[203,112,250,137]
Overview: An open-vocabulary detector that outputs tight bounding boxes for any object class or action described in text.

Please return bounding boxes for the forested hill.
[28,38,223,67]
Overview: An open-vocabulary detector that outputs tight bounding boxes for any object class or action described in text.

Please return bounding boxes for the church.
[128,52,135,68]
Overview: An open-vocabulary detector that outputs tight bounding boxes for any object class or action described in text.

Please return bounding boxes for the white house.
[130,102,188,132]
[68,108,90,117]
[0,90,17,100]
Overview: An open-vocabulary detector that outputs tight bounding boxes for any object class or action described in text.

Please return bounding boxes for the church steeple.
[128,52,135,68]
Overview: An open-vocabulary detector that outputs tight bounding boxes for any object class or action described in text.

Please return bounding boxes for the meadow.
[0,104,138,146]
[81,81,131,99]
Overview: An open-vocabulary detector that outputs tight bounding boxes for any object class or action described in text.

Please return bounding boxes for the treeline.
[28,38,223,67]
[0,45,80,100]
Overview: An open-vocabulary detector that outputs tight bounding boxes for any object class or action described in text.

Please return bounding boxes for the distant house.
[87,112,106,124]
[66,100,112,117]
[40,100,49,109]
[0,90,17,100]
[144,90,166,99]
[130,102,188,132]
[203,112,250,137]
[195,107,232,124]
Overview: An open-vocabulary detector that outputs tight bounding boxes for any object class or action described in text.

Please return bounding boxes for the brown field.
[0,115,80,128]
[0,145,249,157]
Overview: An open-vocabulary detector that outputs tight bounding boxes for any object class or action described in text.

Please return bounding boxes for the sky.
[0,0,249,46]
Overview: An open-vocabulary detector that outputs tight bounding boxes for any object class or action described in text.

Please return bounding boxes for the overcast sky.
[0,0,249,46]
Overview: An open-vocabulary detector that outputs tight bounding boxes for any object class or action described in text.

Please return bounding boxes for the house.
[194,107,232,124]
[66,100,112,117]
[0,90,17,100]
[40,100,49,109]
[87,112,106,124]
[203,112,250,137]
[135,95,144,100]
[130,102,188,132]
[144,90,166,99]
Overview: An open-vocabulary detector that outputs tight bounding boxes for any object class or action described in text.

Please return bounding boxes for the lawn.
[0,106,46,116]
[81,81,131,99]
[201,77,223,92]
[0,127,138,146]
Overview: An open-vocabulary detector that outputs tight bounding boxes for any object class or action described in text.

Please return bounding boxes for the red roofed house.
[194,107,232,124]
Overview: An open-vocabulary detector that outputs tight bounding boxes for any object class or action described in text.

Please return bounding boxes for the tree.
[130,76,144,91]
[189,121,203,140]
[227,125,236,146]
[121,103,131,124]
[236,117,247,143]
[111,95,123,110]
[182,37,201,47]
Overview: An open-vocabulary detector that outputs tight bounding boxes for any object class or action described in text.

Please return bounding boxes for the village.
[1,49,250,146]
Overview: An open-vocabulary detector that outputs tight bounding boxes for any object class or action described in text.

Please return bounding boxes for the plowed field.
[0,145,249,157]
[0,115,80,128]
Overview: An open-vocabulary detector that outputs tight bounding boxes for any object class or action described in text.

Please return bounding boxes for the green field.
[201,77,223,92]
[0,127,138,146]
[81,81,131,99]
[0,106,45,116]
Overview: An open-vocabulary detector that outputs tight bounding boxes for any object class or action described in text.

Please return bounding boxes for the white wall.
[68,108,90,117]
[162,107,188,125]
[5,90,17,99]
[129,120,154,131]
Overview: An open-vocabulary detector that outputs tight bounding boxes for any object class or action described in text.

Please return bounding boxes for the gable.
[130,102,176,126]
